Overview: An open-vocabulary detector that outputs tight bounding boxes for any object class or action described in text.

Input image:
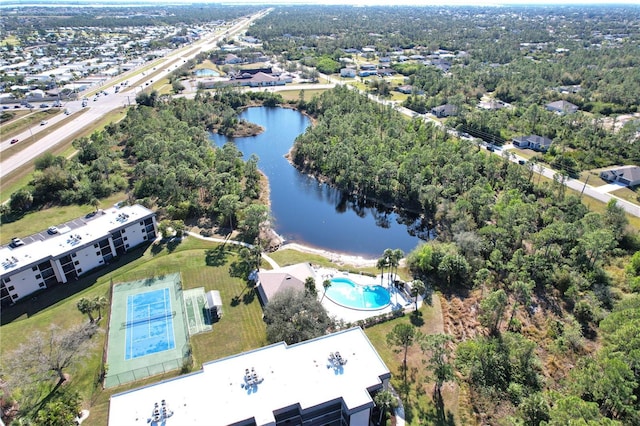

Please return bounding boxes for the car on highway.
[13,105,20,108]
[2,106,9,110]
[40,103,49,108]
[40,120,48,125]
[10,138,19,144]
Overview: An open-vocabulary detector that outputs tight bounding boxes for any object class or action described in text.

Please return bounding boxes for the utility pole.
[580,175,590,198]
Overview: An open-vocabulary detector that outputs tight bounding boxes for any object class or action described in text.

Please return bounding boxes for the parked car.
[10,138,19,144]
[47,226,59,234]
[10,237,25,247]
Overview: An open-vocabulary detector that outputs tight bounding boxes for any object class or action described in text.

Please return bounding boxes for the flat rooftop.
[1,204,154,276]
[108,327,390,426]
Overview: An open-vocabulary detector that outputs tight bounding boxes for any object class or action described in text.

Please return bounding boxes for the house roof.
[257,262,316,302]
[546,100,578,112]
[108,327,391,426]
[514,134,553,147]
[601,165,640,182]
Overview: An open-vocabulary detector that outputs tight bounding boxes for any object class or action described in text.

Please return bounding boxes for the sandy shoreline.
[276,241,380,268]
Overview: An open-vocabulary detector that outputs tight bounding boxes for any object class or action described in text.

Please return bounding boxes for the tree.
[33,391,81,426]
[218,194,240,230]
[240,204,269,240]
[263,288,332,345]
[387,323,418,386]
[321,279,332,302]
[517,392,550,426]
[410,279,426,311]
[4,323,98,390]
[479,289,508,335]
[9,188,33,213]
[374,389,398,426]
[93,295,108,322]
[377,256,388,286]
[304,276,317,297]
[421,333,455,395]
[76,297,95,323]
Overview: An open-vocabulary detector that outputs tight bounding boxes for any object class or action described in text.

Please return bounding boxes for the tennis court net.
[121,311,176,329]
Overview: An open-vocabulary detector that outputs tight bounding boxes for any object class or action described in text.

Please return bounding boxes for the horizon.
[1,0,639,6]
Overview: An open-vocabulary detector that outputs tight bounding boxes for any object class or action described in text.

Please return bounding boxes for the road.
[0,9,270,179]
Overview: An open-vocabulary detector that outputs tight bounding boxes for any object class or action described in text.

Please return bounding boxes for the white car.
[40,120,48,125]
[47,226,59,234]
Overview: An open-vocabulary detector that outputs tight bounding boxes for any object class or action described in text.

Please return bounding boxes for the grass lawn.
[0,236,266,426]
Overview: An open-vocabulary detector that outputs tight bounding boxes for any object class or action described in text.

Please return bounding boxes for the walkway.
[185,231,280,269]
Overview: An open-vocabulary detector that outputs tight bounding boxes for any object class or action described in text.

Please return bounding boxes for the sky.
[214,0,640,5]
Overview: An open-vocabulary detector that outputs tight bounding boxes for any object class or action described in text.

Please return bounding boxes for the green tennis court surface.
[105,273,189,388]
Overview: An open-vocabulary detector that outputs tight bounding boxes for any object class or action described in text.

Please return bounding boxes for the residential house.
[431,104,458,118]
[546,100,578,115]
[256,262,316,305]
[513,135,553,152]
[396,85,414,94]
[340,67,356,78]
[600,165,640,186]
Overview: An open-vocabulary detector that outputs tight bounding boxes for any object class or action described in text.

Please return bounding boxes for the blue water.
[125,288,176,360]
[325,277,391,310]
[194,68,220,77]
[211,107,425,258]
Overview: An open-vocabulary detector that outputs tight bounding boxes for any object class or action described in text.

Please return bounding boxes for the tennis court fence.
[120,311,176,329]
[106,343,192,388]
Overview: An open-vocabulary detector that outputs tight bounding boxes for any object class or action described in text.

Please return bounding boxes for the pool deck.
[314,267,417,324]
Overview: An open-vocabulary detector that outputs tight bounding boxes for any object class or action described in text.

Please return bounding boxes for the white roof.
[1,205,154,276]
[108,327,390,426]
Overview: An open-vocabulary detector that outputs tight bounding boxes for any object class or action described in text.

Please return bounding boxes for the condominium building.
[108,327,392,426]
[0,204,157,306]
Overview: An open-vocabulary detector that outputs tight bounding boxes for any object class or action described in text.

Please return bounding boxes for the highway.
[0,9,270,179]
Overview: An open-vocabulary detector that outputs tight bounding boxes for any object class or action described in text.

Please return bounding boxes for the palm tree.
[374,388,398,425]
[376,256,388,286]
[304,276,317,297]
[93,295,108,322]
[410,280,426,311]
[320,279,332,302]
[77,297,95,323]
[392,249,404,281]
[383,248,394,285]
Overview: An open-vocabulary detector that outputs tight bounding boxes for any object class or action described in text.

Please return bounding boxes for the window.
[72,253,77,258]
[32,266,38,271]
[139,221,144,225]
[123,237,128,241]
[39,282,46,287]
[4,277,10,283]
[12,294,18,299]
[35,275,41,279]
[98,260,103,264]
[125,244,130,248]
[74,261,79,265]
[94,243,99,248]
[96,252,101,256]
[143,236,147,240]
[8,286,15,291]
[77,269,82,273]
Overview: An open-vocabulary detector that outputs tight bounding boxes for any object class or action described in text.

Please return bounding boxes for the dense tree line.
[293,86,638,423]
[250,5,640,171]
[6,89,271,239]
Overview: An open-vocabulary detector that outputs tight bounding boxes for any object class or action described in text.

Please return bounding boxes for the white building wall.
[72,245,105,276]
[349,408,370,426]
[121,222,148,249]
[52,258,67,284]
[4,267,45,301]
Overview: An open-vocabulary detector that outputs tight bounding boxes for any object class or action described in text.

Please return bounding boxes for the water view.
[211,107,425,258]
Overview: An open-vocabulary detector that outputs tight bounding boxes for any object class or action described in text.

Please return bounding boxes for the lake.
[211,107,425,258]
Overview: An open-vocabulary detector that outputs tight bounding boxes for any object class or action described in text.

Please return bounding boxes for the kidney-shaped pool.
[325,277,391,310]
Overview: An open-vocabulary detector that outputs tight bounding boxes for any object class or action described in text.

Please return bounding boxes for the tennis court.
[105,273,189,388]
[124,288,176,360]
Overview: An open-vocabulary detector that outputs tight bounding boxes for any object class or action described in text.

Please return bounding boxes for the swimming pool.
[325,277,391,310]
[194,68,220,77]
